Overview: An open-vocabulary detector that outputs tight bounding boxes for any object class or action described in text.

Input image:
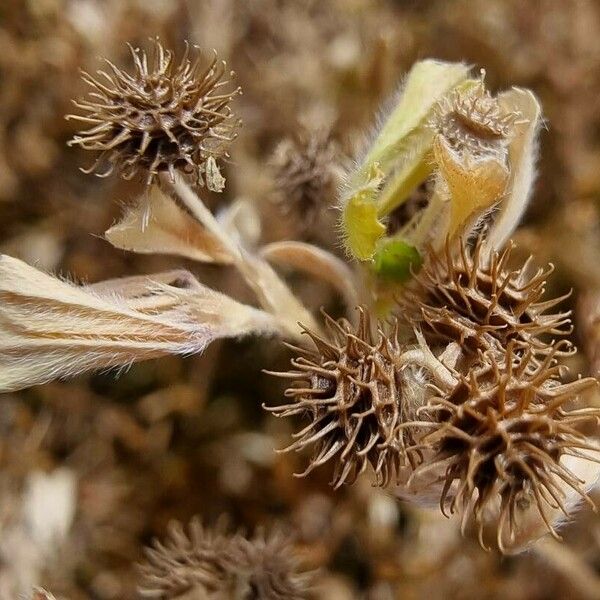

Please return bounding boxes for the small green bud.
[372,239,422,282]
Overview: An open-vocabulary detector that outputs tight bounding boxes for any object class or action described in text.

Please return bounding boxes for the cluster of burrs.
[139,518,314,599]
[268,237,600,550]
[27,41,600,553]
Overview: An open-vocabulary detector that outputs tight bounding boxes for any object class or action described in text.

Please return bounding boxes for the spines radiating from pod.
[67,39,241,188]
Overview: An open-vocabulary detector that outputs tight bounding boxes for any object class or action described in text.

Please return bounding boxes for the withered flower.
[396,237,572,358]
[271,129,341,227]
[67,39,241,187]
[265,308,427,487]
[430,77,520,158]
[408,344,599,551]
[138,517,313,599]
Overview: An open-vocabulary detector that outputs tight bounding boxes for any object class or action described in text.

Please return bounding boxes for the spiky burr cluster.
[138,518,313,599]
[267,237,599,550]
[395,237,599,546]
[396,237,572,359]
[266,308,430,487]
[271,129,340,227]
[410,345,598,551]
[67,40,241,187]
[430,79,519,157]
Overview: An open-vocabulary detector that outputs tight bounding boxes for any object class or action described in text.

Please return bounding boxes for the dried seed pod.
[408,344,599,552]
[430,78,519,158]
[138,517,313,599]
[396,237,572,358]
[271,129,341,227]
[265,308,428,487]
[230,528,315,600]
[138,517,233,598]
[67,39,241,187]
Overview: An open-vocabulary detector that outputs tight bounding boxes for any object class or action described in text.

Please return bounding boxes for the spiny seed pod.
[408,344,599,552]
[396,237,572,358]
[430,78,519,158]
[67,39,241,187]
[230,528,315,600]
[265,308,428,487]
[271,129,341,227]
[138,517,313,599]
[138,517,233,598]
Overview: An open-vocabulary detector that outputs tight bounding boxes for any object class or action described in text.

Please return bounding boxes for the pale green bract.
[340,59,471,261]
[339,59,541,289]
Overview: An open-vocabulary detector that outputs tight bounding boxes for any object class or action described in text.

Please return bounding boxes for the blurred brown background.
[1,1,600,598]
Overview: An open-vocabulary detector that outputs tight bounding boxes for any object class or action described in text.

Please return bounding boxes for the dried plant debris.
[266,308,427,487]
[3,2,600,597]
[138,518,314,599]
[577,290,600,377]
[27,590,58,600]
[271,129,342,228]
[407,344,599,551]
[67,39,241,187]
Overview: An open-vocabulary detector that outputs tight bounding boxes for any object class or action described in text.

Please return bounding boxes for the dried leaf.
[85,269,202,313]
[433,135,509,238]
[206,155,226,192]
[261,241,359,308]
[484,88,542,254]
[165,175,321,337]
[29,589,58,600]
[105,185,233,264]
[0,256,279,392]
[237,253,321,337]
[152,279,281,339]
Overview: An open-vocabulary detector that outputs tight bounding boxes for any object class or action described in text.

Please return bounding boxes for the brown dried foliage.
[408,344,599,552]
[266,308,423,488]
[138,517,313,599]
[67,39,241,186]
